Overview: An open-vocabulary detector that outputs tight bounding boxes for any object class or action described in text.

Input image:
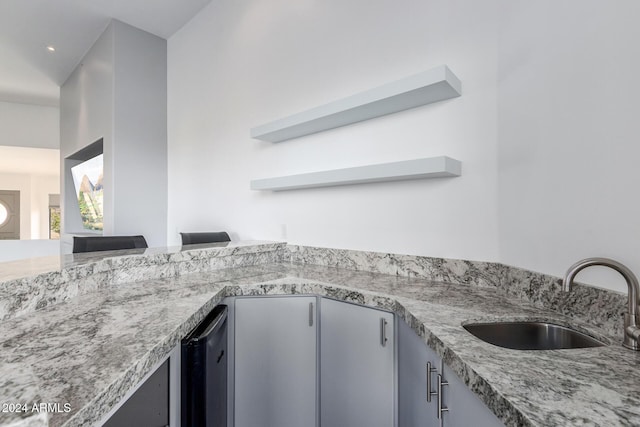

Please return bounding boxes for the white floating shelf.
[250,65,462,143]
[250,156,461,191]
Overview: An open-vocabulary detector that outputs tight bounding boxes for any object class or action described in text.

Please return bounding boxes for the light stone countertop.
[1,246,639,427]
[0,240,273,284]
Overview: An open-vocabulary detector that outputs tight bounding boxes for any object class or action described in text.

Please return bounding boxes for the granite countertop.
[1,245,639,427]
[0,240,266,284]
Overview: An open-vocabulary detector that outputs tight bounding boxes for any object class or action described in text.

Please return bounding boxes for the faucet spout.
[562,257,640,350]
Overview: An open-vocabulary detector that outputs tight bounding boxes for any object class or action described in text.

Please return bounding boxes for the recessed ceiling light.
[46,46,56,52]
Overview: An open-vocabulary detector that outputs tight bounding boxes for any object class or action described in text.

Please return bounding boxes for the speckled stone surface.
[0,241,284,321]
[286,244,508,287]
[285,245,628,338]
[0,363,47,427]
[1,245,639,427]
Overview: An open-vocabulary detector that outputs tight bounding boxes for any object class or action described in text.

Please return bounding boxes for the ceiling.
[0,0,213,107]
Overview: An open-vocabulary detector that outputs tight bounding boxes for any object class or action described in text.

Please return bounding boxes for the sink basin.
[463,321,606,350]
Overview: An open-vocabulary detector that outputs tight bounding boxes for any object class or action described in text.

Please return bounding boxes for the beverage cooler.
[181,304,228,427]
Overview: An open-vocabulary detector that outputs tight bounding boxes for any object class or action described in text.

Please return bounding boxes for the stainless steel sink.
[463,321,606,350]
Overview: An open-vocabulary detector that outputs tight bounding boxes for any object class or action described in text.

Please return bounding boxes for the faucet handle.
[624,314,640,350]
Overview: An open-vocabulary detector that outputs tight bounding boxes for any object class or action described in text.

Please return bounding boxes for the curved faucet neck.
[562,257,640,318]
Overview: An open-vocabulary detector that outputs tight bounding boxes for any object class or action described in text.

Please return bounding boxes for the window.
[49,206,60,239]
[0,202,7,226]
[70,154,103,231]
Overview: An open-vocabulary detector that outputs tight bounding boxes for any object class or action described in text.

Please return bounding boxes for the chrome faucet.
[563,257,640,350]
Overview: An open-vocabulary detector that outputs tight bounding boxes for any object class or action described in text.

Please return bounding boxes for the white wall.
[168,0,640,292]
[61,20,168,249]
[0,101,59,149]
[497,0,640,292]
[112,21,168,247]
[60,23,114,236]
[167,0,500,259]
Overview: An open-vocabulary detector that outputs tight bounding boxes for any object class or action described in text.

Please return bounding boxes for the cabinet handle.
[380,318,388,347]
[437,374,449,419]
[309,302,314,327]
[426,361,437,402]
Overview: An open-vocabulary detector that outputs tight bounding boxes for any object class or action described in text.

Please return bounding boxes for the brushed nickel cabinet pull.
[437,374,449,419]
[426,361,437,402]
[309,302,314,327]
[380,318,388,347]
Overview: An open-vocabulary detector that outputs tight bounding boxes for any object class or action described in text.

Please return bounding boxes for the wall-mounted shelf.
[250,156,461,191]
[250,65,461,143]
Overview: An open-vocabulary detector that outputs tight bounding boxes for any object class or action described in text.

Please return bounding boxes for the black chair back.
[73,235,148,254]
[180,232,230,245]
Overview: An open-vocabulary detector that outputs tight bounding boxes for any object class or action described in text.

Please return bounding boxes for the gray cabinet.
[398,317,503,427]
[320,298,395,427]
[234,296,317,427]
[102,359,169,427]
[398,317,440,427]
[233,296,500,427]
[440,364,502,427]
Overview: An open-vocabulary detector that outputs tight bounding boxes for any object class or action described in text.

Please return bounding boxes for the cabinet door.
[235,296,317,427]
[397,318,440,427]
[103,359,169,427]
[441,364,503,427]
[320,298,395,427]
